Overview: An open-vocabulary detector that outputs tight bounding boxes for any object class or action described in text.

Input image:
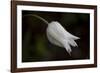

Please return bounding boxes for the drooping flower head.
[24,14,80,55]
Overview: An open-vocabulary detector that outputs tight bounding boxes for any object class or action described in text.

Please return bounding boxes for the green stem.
[23,14,49,25]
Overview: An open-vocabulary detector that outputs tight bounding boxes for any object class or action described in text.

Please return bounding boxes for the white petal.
[67,39,78,47]
[46,31,63,47]
[46,21,79,55]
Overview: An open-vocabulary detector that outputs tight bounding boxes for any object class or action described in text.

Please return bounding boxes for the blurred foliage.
[22,10,90,62]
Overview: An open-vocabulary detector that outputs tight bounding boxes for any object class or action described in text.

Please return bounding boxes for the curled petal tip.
[68,51,71,56]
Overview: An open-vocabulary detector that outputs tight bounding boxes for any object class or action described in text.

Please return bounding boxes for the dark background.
[22,10,90,62]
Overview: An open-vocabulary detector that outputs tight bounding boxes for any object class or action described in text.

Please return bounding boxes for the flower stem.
[23,14,49,25]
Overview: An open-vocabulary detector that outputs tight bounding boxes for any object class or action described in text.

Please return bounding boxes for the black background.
[22,10,90,62]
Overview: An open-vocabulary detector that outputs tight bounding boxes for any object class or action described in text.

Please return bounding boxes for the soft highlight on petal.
[46,21,80,55]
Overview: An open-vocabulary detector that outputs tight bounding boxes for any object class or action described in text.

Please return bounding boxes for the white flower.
[25,14,80,55]
[47,21,80,55]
